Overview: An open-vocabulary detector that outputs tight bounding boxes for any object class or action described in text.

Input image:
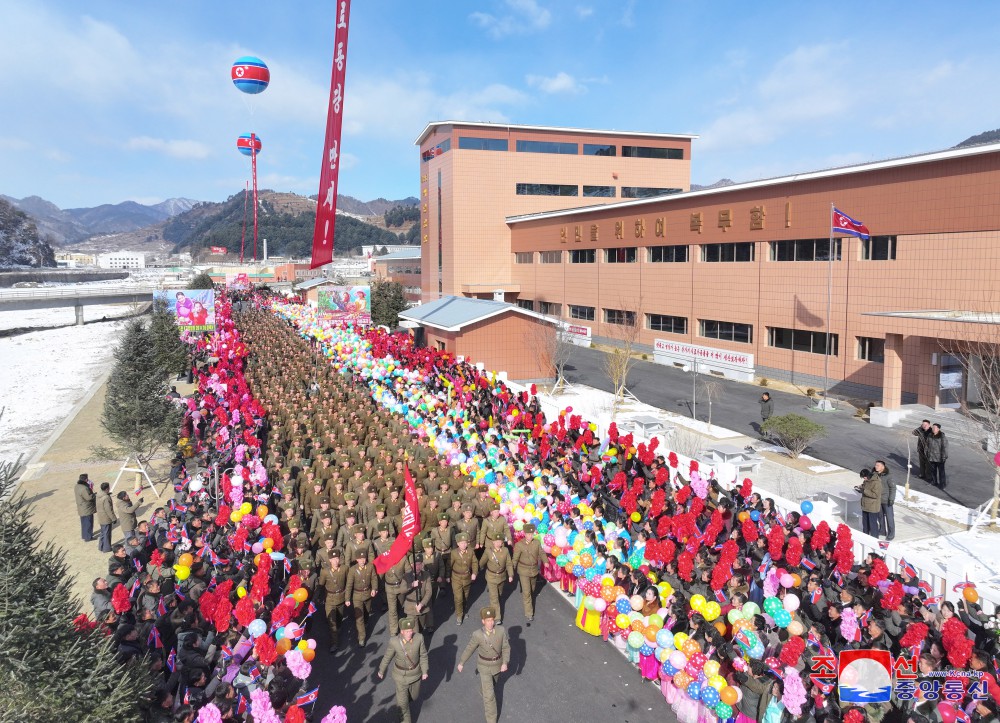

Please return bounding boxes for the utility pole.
[692,357,698,421]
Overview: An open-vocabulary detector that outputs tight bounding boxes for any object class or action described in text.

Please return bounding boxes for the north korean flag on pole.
[375,464,420,575]
[832,207,870,239]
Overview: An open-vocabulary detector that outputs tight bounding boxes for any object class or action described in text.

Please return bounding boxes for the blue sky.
[3,0,1000,209]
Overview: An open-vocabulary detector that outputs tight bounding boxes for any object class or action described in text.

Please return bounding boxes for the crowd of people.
[84,289,1000,723]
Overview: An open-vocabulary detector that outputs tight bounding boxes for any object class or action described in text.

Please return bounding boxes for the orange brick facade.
[505,147,1000,408]
[423,312,554,381]
[373,256,422,303]
[417,123,694,304]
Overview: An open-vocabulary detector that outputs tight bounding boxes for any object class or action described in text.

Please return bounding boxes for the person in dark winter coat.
[874,460,895,540]
[912,419,932,480]
[75,473,96,542]
[858,468,883,538]
[926,424,948,489]
[759,392,774,427]
[95,482,117,552]
[115,491,143,542]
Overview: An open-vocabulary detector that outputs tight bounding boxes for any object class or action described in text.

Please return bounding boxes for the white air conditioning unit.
[493,289,504,302]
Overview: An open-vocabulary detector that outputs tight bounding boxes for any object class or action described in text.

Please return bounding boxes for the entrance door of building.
[938,354,965,409]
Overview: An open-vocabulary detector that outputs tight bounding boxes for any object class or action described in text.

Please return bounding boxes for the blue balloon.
[655,629,674,649]
[750,510,760,521]
[686,681,702,699]
[701,685,720,706]
[616,597,632,614]
[800,500,814,514]
[247,619,266,638]
[232,56,270,94]
[662,660,677,676]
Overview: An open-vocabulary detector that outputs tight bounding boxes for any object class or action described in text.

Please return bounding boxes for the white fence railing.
[0,286,160,301]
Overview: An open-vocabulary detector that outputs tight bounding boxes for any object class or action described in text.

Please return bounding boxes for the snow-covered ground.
[0,311,125,465]
[0,304,138,332]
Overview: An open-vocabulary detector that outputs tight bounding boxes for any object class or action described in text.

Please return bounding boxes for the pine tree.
[370,279,409,329]
[0,456,151,721]
[187,272,215,290]
[100,319,180,465]
[149,299,188,378]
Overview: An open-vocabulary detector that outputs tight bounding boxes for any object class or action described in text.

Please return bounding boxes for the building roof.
[863,310,1000,324]
[398,295,555,332]
[295,277,337,290]
[414,120,699,147]
[506,140,1000,224]
[374,248,421,261]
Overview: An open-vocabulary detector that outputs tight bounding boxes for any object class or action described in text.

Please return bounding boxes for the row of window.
[449,137,686,159]
[514,236,898,264]
[514,184,680,198]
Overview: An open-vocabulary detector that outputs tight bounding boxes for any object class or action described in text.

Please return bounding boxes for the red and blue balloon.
[237,134,262,157]
[231,56,270,95]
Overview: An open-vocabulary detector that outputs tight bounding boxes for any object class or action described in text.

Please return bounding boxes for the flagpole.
[820,203,834,411]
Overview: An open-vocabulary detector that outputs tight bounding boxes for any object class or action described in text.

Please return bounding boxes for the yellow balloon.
[175,566,190,581]
[709,675,727,691]
[237,586,247,598]
[703,601,722,621]
[240,502,252,515]
[230,511,243,523]
[690,594,707,612]
[297,640,309,651]
[704,660,721,677]
[673,632,689,650]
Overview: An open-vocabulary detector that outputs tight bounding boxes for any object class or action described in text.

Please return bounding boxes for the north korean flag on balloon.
[832,207,870,239]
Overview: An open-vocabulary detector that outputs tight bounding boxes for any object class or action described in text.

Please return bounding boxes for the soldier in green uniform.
[382,546,413,637]
[344,524,373,565]
[429,513,454,581]
[402,556,434,633]
[457,606,511,723]
[478,504,511,548]
[456,505,481,550]
[449,533,479,625]
[345,549,378,646]
[317,549,348,652]
[377,617,428,723]
[511,523,542,621]
[481,537,513,623]
[336,510,359,550]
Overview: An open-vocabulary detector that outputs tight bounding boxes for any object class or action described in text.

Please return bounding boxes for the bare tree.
[600,299,642,420]
[940,324,1000,524]
[699,377,725,431]
[529,319,574,393]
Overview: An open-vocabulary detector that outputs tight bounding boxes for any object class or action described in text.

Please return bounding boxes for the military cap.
[295,532,309,546]
[280,468,293,477]
[377,522,390,532]
[421,537,434,548]
[319,496,330,505]
[456,533,469,543]
[344,492,358,502]
[481,606,497,621]
[437,513,449,523]
[355,549,368,560]
[399,617,415,631]
[280,485,296,495]
[462,504,474,513]
[320,511,333,521]
[330,547,343,559]
[322,532,336,542]
[352,524,365,535]
[376,504,386,513]
[524,523,536,534]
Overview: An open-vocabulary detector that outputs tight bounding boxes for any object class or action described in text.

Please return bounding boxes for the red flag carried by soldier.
[375,464,420,575]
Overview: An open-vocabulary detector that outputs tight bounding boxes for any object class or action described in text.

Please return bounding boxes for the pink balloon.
[783,594,800,611]
[669,651,687,669]
[994,451,1000,467]
[938,702,958,723]
[593,598,607,612]
[799,515,812,530]
[780,574,794,588]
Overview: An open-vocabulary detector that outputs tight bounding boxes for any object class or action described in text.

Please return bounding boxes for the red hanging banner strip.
[310,0,352,269]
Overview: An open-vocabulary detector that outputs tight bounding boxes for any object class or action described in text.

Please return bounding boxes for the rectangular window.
[768,327,839,356]
[514,252,533,264]
[648,245,689,263]
[857,336,885,363]
[516,183,579,197]
[539,250,562,264]
[421,139,451,162]
[569,304,595,321]
[861,235,897,260]
[516,299,534,311]
[604,308,637,326]
[699,319,753,344]
[701,242,755,262]
[583,185,616,197]
[457,136,508,151]
[621,186,682,199]
[538,301,561,316]
[515,140,578,155]
[646,314,687,334]
[583,143,616,156]
[770,239,841,261]
[604,247,637,263]
[622,145,684,160]
[569,249,596,264]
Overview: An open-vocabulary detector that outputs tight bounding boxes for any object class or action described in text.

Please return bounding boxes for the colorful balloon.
[232,56,270,94]
[237,134,262,156]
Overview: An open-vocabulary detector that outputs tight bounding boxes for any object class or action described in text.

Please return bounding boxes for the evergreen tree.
[149,299,188,378]
[100,319,180,465]
[371,279,409,329]
[187,272,215,290]
[0,456,151,721]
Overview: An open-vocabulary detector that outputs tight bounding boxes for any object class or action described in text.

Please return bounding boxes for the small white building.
[97,251,146,269]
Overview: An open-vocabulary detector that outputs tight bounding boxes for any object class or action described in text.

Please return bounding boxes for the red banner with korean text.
[310,0,352,269]
[374,465,420,575]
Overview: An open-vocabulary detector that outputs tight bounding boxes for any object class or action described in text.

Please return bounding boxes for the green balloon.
[742,601,760,618]
[715,702,733,719]
[727,609,743,624]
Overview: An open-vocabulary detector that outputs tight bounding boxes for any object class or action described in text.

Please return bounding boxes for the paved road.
[310,578,669,722]
[563,346,995,510]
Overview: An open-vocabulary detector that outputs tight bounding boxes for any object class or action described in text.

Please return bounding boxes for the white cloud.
[124,137,212,160]
[470,0,552,38]
[527,71,585,94]
[620,0,636,27]
[44,149,71,163]
[0,137,32,152]
[575,6,594,19]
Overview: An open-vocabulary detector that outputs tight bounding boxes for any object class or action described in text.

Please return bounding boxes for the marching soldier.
[345,549,378,647]
[478,504,511,548]
[344,524,373,565]
[402,555,434,633]
[449,533,479,625]
[511,523,541,621]
[481,537,513,623]
[382,544,413,637]
[457,606,511,723]
[377,617,428,723]
[429,513,454,581]
[456,504,481,549]
[317,549,348,652]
